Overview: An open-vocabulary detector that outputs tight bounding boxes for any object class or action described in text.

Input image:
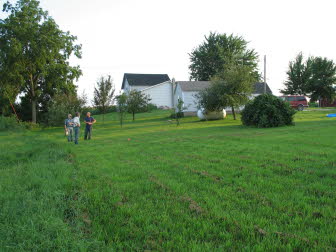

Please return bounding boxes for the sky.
[3,0,336,101]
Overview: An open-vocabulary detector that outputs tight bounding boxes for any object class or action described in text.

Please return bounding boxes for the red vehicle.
[280,95,309,111]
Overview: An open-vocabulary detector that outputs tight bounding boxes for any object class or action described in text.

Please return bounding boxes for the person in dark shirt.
[84,112,96,140]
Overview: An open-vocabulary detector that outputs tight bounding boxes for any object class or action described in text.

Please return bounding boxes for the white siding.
[123,79,130,94]
[124,79,150,93]
[182,91,199,112]
[174,85,199,112]
[174,84,183,109]
[131,85,150,92]
[142,82,173,108]
[172,83,265,113]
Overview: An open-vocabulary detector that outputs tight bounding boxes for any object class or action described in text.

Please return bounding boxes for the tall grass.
[1,110,336,250]
[0,132,102,250]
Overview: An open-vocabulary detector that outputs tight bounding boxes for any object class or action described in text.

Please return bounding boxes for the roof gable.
[122,73,170,89]
[253,82,272,94]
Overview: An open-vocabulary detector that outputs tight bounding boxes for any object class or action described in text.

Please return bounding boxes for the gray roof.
[254,82,272,94]
[177,81,272,94]
[177,81,211,92]
[122,73,170,89]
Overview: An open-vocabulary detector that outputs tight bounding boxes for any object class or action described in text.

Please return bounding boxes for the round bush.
[241,94,296,128]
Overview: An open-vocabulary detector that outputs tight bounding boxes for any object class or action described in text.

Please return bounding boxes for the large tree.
[196,64,256,120]
[0,0,82,123]
[189,32,259,81]
[281,52,312,95]
[93,75,115,124]
[282,53,336,103]
[307,57,336,102]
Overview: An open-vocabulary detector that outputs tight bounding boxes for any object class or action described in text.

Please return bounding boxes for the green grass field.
[1,110,336,250]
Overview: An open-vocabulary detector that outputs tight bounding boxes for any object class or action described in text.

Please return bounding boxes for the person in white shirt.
[73,112,81,145]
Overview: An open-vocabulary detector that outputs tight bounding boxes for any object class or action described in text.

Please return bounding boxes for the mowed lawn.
[1,110,336,250]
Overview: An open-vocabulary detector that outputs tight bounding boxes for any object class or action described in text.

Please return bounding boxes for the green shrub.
[0,116,39,131]
[83,106,117,115]
[309,102,318,107]
[0,116,23,131]
[21,121,40,130]
[46,93,86,126]
[146,103,158,112]
[241,94,296,128]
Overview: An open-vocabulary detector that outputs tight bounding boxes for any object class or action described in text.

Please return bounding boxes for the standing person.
[84,112,96,140]
[64,114,74,142]
[73,112,81,145]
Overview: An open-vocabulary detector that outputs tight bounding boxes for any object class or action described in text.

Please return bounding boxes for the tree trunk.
[32,99,37,124]
[132,112,135,121]
[231,106,236,120]
[103,113,105,124]
[30,74,37,124]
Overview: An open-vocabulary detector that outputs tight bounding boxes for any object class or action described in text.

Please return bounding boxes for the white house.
[173,81,273,114]
[121,73,170,93]
[121,73,173,108]
[121,73,273,113]
[174,81,210,112]
[141,81,174,108]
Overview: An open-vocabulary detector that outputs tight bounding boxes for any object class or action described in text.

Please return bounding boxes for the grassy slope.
[1,110,336,250]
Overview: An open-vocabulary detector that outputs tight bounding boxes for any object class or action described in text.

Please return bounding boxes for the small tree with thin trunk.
[196,64,256,120]
[115,93,127,127]
[126,90,151,121]
[93,75,115,124]
[175,98,184,126]
[212,64,256,120]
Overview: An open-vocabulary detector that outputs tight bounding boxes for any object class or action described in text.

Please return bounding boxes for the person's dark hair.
[75,112,80,117]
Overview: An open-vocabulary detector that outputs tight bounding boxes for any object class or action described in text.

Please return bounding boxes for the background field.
[1,110,336,250]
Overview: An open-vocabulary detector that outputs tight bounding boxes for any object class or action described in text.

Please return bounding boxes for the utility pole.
[264,55,267,94]
[171,77,175,109]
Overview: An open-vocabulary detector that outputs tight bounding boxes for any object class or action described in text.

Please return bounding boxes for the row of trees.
[93,75,151,126]
[114,91,151,127]
[0,0,152,126]
[281,53,336,102]
[190,33,336,114]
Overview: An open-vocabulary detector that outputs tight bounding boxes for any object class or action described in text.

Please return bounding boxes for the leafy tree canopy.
[307,57,336,102]
[282,53,336,102]
[281,52,312,95]
[0,0,82,123]
[189,32,259,81]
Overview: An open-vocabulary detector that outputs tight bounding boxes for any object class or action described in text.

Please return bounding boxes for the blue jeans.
[67,127,73,142]
[84,127,92,140]
[74,127,80,144]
